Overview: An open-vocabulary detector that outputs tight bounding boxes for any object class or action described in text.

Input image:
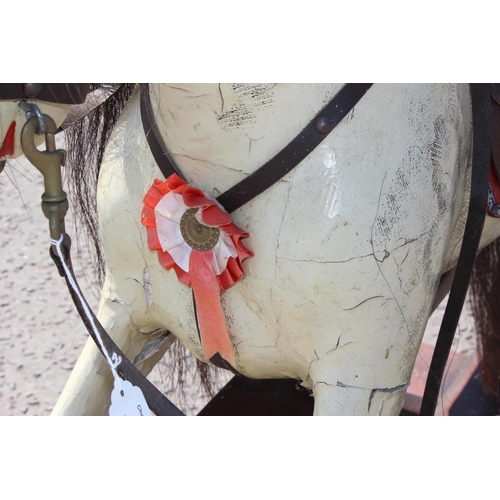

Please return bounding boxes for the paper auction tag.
[109,379,153,416]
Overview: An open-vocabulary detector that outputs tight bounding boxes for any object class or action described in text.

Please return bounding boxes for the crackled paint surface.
[48,83,494,415]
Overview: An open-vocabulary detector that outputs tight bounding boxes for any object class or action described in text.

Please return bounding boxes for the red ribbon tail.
[189,250,236,367]
[0,121,16,159]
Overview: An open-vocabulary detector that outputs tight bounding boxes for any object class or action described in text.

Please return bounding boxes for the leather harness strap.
[420,84,491,415]
[140,83,373,214]
[490,86,500,185]
[140,84,183,179]
[50,234,184,416]
[216,84,373,213]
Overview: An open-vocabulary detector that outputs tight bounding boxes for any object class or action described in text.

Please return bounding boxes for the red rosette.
[141,174,253,366]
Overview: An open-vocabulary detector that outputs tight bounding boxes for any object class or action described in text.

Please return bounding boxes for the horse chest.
[96,84,471,398]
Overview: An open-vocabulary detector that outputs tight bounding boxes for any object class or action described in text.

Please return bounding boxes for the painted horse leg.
[51,275,176,416]
[312,384,406,416]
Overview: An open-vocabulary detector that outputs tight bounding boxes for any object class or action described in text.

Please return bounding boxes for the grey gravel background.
[0,147,477,416]
[0,153,97,415]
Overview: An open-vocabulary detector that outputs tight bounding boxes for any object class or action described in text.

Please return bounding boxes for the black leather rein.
[50,235,184,416]
[420,84,491,415]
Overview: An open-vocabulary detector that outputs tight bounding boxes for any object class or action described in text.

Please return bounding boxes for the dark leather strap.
[0,83,91,104]
[420,84,491,415]
[50,234,185,416]
[491,87,500,182]
[217,83,373,213]
[140,84,183,179]
[140,83,373,214]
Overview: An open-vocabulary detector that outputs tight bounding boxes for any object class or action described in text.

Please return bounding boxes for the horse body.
[47,83,488,415]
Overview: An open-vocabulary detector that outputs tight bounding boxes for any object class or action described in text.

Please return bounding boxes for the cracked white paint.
[44,83,500,416]
[143,267,153,308]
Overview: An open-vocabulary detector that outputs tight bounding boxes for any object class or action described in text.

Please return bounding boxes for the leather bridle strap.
[420,84,491,415]
[140,83,373,214]
[217,84,373,213]
[50,234,185,416]
[140,84,183,179]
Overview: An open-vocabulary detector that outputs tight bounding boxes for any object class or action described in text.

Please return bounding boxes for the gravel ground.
[0,153,98,416]
[0,146,478,416]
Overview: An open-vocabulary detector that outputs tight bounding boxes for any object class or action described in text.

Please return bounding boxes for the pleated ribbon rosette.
[141,174,253,366]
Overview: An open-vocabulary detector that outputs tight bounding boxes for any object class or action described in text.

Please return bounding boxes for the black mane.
[63,83,137,288]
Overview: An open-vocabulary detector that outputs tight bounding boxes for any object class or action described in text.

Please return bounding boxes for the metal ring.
[19,100,46,135]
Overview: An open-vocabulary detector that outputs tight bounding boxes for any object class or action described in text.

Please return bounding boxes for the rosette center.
[180,207,220,251]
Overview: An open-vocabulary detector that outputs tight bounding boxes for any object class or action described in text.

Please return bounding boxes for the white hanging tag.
[109,378,153,416]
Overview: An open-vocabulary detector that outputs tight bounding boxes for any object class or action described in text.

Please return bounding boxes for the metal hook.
[20,114,68,243]
[19,100,46,135]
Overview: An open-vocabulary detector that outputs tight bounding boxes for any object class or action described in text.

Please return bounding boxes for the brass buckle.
[20,107,68,245]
